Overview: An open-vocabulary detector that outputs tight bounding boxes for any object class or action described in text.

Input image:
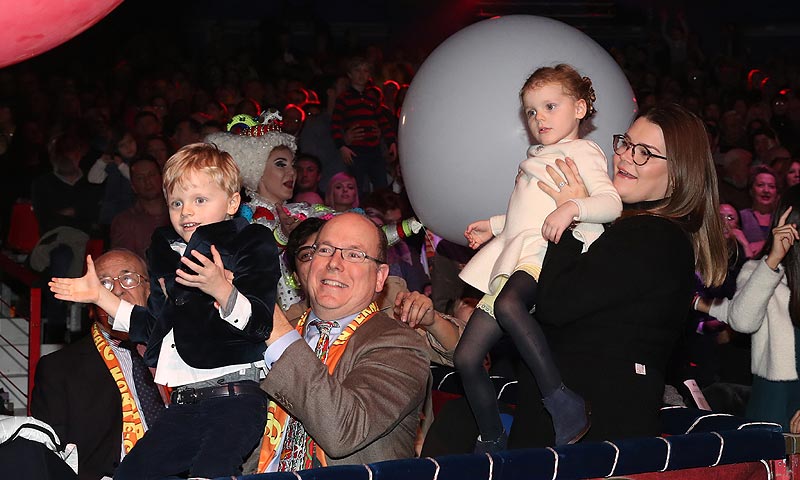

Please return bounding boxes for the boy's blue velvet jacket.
[130,217,280,369]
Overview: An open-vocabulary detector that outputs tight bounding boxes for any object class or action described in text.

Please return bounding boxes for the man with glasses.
[254,212,429,472]
[32,249,166,480]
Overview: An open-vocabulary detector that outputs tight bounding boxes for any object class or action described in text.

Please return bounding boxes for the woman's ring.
[557,181,568,188]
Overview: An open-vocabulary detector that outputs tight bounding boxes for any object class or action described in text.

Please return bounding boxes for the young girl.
[455,64,622,451]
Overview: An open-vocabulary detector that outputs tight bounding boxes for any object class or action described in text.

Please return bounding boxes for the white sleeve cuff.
[87,158,108,184]
[263,330,302,370]
[118,162,131,180]
[219,290,252,330]
[111,299,134,333]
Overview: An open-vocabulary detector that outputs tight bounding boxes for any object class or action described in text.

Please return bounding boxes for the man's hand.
[266,305,295,346]
[175,245,233,307]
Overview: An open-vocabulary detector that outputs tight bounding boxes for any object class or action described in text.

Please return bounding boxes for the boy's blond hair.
[162,143,241,198]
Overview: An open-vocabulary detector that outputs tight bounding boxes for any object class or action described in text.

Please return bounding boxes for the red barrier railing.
[0,252,41,414]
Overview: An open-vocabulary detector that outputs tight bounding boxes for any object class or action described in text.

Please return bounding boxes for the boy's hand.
[266,304,295,346]
[542,202,579,244]
[464,219,492,250]
[49,255,121,316]
[49,255,102,304]
[175,245,233,306]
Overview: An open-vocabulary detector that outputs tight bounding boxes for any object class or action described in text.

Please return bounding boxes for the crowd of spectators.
[2,6,800,478]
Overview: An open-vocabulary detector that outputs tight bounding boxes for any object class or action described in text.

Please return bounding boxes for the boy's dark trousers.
[114,380,267,480]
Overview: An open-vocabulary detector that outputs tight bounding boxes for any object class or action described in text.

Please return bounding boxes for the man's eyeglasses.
[720,214,736,221]
[99,273,147,292]
[311,244,385,264]
[612,134,669,166]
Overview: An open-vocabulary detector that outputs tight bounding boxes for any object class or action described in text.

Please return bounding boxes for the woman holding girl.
[509,103,727,447]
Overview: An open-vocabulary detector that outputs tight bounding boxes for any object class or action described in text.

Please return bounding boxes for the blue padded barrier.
[427,453,497,480]
[495,444,614,480]
[231,395,787,480]
[365,457,438,480]
[660,406,783,434]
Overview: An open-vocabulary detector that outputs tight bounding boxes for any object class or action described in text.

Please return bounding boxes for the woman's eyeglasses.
[612,134,669,166]
[295,245,315,263]
[99,272,147,292]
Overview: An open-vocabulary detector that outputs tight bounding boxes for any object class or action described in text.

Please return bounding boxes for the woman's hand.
[464,219,493,249]
[537,157,589,207]
[175,245,233,306]
[394,291,434,329]
[791,409,800,434]
[728,228,753,257]
[276,206,301,237]
[765,206,798,270]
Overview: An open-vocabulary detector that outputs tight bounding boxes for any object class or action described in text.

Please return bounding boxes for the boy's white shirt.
[112,241,260,387]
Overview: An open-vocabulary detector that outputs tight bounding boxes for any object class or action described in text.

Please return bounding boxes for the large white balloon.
[399,15,637,245]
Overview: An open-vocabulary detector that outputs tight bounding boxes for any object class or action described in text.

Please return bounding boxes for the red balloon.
[0,0,123,68]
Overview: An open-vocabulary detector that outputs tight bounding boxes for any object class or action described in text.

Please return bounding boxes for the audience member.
[699,186,800,430]
[297,75,349,189]
[110,156,169,259]
[325,171,359,211]
[32,249,165,480]
[739,165,778,255]
[331,57,397,197]
[717,148,753,210]
[87,130,136,227]
[144,134,173,169]
[292,153,324,203]
[282,104,305,137]
[255,212,429,472]
[171,118,203,149]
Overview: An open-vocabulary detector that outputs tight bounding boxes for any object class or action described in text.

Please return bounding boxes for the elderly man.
[31,249,165,480]
[256,212,429,472]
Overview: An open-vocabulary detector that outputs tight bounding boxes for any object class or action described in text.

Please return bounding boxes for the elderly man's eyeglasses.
[311,244,385,264]
[612,134,669,166]
[720,214,736,221]
[99,273,147,292]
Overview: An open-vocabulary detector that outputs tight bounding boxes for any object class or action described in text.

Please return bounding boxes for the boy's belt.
[170,380,265,405]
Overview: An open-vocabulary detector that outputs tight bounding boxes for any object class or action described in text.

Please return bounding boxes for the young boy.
[49,143,281,479]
